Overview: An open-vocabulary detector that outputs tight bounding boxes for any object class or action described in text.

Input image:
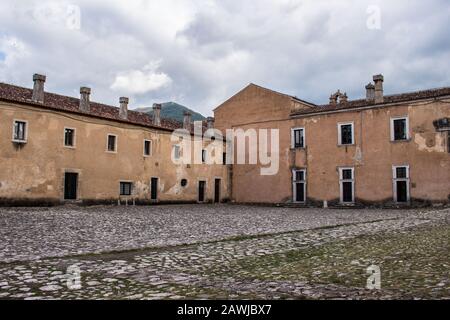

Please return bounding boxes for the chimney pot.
[373,74,384,103]
[152,103,162,126]
[32,73,46,103]
[183,111,192,130]
[79,87,91,112]
[119,97,129,120]
[206,117,215,129]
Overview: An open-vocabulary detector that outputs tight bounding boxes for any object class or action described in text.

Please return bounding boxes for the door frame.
[214,178,221,203]
[292,169,307,203]
[197,179,207,203]
[339,167,355,204]
[150,177,159,202]
[392,165,410,203]
[62,169,81,201]
[63,171,79,201]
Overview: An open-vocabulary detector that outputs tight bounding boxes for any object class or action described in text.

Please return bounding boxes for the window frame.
[339,167,355,204]
[12,119,28,143]
[292,169,307,203]
[202,149,207,163]
[390,116,409,142]
[143,139,152,157]
[337,122,354,146]
[173,144,181,160]
[119,181,133,196]
[106,134,118,153]
[291,127,306,149]
[64,127,76,148]
[392,165,410,203]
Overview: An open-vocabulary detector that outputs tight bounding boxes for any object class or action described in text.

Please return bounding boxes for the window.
[222,152,227,165]
[393,165,410,203]
[173,145,181,160]
[181,179,188,187]
[202,150,207,163]
[390,117,409,141]
[338,123,354,145]
[291,128,305,148]
[339,167,354,203]
[120,182,132,196]
[13,120,27,142]
[64,128,75,147]
[144,140,152,156]
[107,134,117,152]
[292,169,306,203]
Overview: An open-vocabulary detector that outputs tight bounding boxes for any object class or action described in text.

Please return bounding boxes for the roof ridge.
[0,82,182,131]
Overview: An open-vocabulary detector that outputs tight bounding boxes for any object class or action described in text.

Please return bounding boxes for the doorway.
[151,177,158,201]
[339,168,354,204]
[292,169,306,203]
[198,180,206,202]
[214,179,221,203]
[64,172,78,200]
[393,166,409,203]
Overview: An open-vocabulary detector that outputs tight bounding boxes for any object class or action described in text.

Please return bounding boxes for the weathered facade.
[0,75,230,206]
[214,76,450,206]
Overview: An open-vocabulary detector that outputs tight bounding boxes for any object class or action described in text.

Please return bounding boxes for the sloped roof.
[213,83,317,112]
[291,87,450,116]
[0,82,183,132]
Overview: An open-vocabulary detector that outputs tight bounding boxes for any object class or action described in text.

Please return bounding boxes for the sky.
[0,0,449,116]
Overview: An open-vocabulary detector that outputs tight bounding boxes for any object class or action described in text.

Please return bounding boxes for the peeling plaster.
[414,133,445,153]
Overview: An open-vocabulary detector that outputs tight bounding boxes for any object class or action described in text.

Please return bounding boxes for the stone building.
[0,74,229,206]
[214,75,450,206]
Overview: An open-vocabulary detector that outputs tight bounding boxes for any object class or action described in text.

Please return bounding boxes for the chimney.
[79,87,91,112]
[365,83,375,102]
[119,97,129,120]
[32,74,46,103]
[183,111,192,130]
[206,117,214,129]
[329,90,340,105]
[373,74,384,103]
[340,92,348,104]
[152,103,161,126]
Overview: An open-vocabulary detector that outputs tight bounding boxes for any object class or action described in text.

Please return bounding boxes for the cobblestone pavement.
[0,205,448,300]
[0,204,434,263]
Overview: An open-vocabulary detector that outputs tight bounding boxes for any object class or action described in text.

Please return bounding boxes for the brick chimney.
[373,74,384,104]
[183,111,192,130]
[365,83,375,102]
[119,97,129,120]
[152,103,161,126]
[339,93,348,104]
[206,117,214,129]
[32,74,46,103]
[79,87,91,112]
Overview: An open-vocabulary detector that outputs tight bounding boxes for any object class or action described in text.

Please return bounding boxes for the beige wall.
[0,101,229,205]
[215,87,450,205]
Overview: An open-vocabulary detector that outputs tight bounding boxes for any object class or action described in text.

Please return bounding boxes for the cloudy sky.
[0,0,449,115]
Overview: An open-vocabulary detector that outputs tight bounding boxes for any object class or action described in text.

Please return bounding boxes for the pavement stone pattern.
[0,205,448,300]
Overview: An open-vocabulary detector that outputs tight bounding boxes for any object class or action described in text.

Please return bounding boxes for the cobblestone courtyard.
[0,205,449,300]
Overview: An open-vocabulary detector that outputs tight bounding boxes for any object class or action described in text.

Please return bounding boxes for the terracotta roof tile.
[291,87,450,116]
[0,82,183,131]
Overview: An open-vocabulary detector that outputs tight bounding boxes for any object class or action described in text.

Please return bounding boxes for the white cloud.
[110,62,172,95]
[0,0,448,115]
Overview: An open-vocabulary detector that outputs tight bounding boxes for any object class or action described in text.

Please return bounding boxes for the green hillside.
[135,102,205,122]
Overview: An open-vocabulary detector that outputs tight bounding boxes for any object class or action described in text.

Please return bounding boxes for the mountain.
[134,102,206,123]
